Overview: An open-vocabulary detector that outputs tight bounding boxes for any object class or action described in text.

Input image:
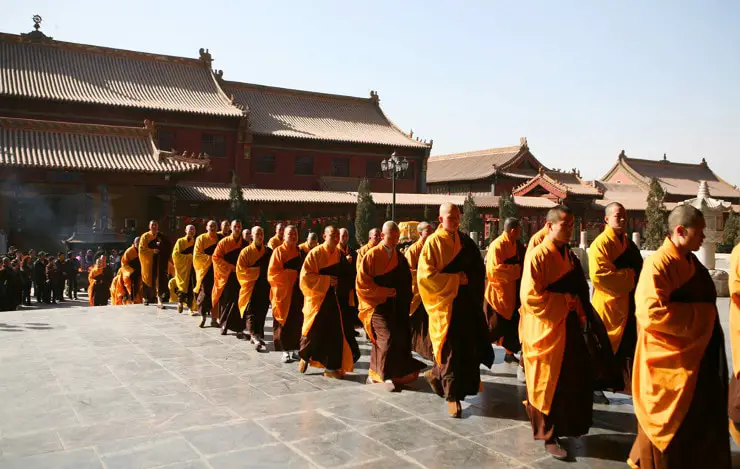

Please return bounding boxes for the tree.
[355,178,377,245]
[720,211,740,252]
[498,191,518,233]
[227,171,247,223]
[385,204,392,221]
[423,205,434,222]
[643,177,667,250]
[461,193,483,235]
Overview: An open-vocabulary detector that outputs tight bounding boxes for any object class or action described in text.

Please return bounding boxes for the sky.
[3,1,740,185]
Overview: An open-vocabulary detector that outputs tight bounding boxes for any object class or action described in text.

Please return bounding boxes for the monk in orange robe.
[298,232,319,259]
[139,220,170,309]
[484,217,525,363]
[404,221,434,360]
[171,225,197,314]
[526,224,549,256]
[110,238,142,305]
[298,225,354,379]
[194,220,220,327]
[267,222,284,251]
[588,202,643,401]
[88,256,113,306]
[628,205,729,468]
[357,221,425,390]
[356,228,380,271]
[729,242,740,443]
[337,227,361,361]
[236,226,273,350]
[418,203,494,418]
[213,220,247,339]
[268,225,305,363]
[217,220,231,239]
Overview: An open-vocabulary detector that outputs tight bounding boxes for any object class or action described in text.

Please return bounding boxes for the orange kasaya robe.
[171,236,196,307]
[356,244,399,341]
[193,232,219,295]
[526,225,549,256]
[236,243,267,317]
[356,239,378,272]
[484,231,521,319]
[111,245,142,305]
[338,243,357,308]
[404,238,425,316]
[138,231,160,289]
[268,235,283,251]
[268,244,302,326]
[730,243,740,444]
[519,235,586,415]
[299,243,354,374]
[588,225,637,353]
[298,242,315,257]
[88,259,111,306]
[211,235,246,307]
[631,237,719,453]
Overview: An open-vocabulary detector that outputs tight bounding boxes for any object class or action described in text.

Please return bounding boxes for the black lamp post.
[380,151,409,222]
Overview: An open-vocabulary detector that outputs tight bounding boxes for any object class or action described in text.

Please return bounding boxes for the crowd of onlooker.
[0,246,124,311]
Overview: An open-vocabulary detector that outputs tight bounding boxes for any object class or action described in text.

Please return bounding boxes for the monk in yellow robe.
[110,238,142,305]
[236,226,273,351]
[88,256,113,306]
[269,225,305,363]
[404,221,434,360]
[241,228,252,246]
[729,242,740,443]
[484,217,525,363]
[213,220,247,339]
[267,222,284,250]
[193,220,220,327]
[139,220,170,309]
[418,203,494,418]
[298,232,319,259]
[520,205,614,460]
[298,225,354,379]
[356,228,380,271]
[217,220,231,239]
[628,205,729,468]
[526,224,549,256]
[337,227,361,361]
[358,221,425,390]
[171,225,197,314]
[588,202,643,401]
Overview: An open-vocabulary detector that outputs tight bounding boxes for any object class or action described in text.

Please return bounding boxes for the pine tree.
[497,192,518,233]
[423,205,434,222]
[643,177,667,250]
[461,193,483,235]
[720,211,740,252]
[227,171,247,223]
[355,178,377,245]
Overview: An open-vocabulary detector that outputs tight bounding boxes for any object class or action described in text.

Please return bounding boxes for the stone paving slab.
[0,299,737,468]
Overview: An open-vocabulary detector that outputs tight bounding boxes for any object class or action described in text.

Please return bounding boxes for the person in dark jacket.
[65,253,79,300]
[20,256,33,306]
[46,257,63,304]
[33,253,48,303]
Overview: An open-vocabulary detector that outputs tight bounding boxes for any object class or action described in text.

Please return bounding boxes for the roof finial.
[32,15,42,31]
[662,152,667,161]
[369,90,380,104]
[520,136,528,148]
[538,166,544,175]
[618,149,626,159]
[22,14,52,40]
[409,129,413,138]
[700,157,707,166]
[199,48,213,67]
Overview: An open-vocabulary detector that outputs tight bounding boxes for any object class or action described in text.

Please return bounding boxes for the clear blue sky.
[4,1,739,185]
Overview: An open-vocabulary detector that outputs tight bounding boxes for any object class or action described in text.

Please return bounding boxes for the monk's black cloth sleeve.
[612,239,643,274]
[180,245,194,255]
[283,255,303,272]
[223,246,241,266]
[318,262,344,277]
[204,243,217,256]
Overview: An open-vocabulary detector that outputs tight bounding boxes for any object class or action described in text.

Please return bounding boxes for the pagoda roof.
[426,138,547,183]
[512,169,601,198]
[223,82,430,148]
[0,117,209,173]
[0,32,243,117]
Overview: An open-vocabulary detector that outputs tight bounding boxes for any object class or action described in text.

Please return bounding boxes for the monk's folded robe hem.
[269,245,304,351]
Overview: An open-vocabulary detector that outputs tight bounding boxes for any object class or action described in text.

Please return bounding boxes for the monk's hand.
[459,272,468,285]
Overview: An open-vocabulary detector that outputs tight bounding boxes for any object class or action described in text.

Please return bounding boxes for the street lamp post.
[380,151,409,222]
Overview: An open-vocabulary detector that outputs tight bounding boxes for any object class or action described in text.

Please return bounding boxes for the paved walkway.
[0,300,736,468]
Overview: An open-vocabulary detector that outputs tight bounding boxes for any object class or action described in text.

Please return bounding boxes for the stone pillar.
[579,231,587,250]
[697,242,716,270]
[632,232,641,247]
[470,231,479,246]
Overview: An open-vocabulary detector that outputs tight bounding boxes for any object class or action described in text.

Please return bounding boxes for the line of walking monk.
[104,202,740,465]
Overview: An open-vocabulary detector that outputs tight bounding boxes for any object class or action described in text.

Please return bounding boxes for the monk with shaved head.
[213,220,247,339]
[356,228,381,271]
[139,220,170,309]
[417,203,494,417]
[357,221,425,390]
[268,222,285,250]
[171,224,197,314]
[235,226,273,350]
[194,220,221,327]
[405,220,435,359]
[298,232,320,259]
[629,205,730,468]
[269,225,305,363]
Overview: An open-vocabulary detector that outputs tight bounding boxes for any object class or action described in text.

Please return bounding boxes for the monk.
[404,221,434,359]
[356,228,380,271]
[520,205,595,459]
[357,221,425,390]
[589,202,643,402]
[111,237,142,305]
[139,220,170,309]
[213,220,247,338]
[218,220,231,239]
[526,224,550,256]
[237,226,273,351]
[298,225,354,379]
[267,222,284,250]
[193,220,220,327]
[418,203,494,418]
[242,228,252,245]
[628,205,729,469]
[268,225,305,363]
[88,256,113,306]
[298,232,319,258]
[729,241,740,444]
[172,225,197,314]
[484,217,525,364]
[337,227,361,360]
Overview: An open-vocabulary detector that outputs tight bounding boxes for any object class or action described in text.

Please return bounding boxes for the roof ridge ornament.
[662,152,667,162]
[199,48,213,67]
[618,149,626,160]
[21,14,52,40]
[520,136,528,149]
[369,90,380,104]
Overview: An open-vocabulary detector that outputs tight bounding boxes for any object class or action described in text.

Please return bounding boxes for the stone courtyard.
[0,300,737,469]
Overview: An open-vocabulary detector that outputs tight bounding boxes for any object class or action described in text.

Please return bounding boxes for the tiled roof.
[0,33,243,117]
[0,117,209,173]
[223,82,429,148]
[602,153,740,199]
[427,139,546,183]
[513,170,601,198]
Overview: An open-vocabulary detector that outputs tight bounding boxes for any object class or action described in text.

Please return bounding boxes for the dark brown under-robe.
[245,247,273,338]
[299,284,345,370]
[409,303,434,360]
[273,255,305,351]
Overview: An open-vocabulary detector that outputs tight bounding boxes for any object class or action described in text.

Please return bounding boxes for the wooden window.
[255,153,276,173]
[157,129,175,151]
[294,155,314,175]
[201,133,226,157]
[331,158,350,177]
[365,160,382,178]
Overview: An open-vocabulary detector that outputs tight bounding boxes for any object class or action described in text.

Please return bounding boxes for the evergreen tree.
[227,171,247,223]
[720,211,740,252]
[643,178,667,250]
[497,192,518,233]
[385,204,392,221]
[461,193,483,235]
[423,205,434,222]
[355,178,377,245]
